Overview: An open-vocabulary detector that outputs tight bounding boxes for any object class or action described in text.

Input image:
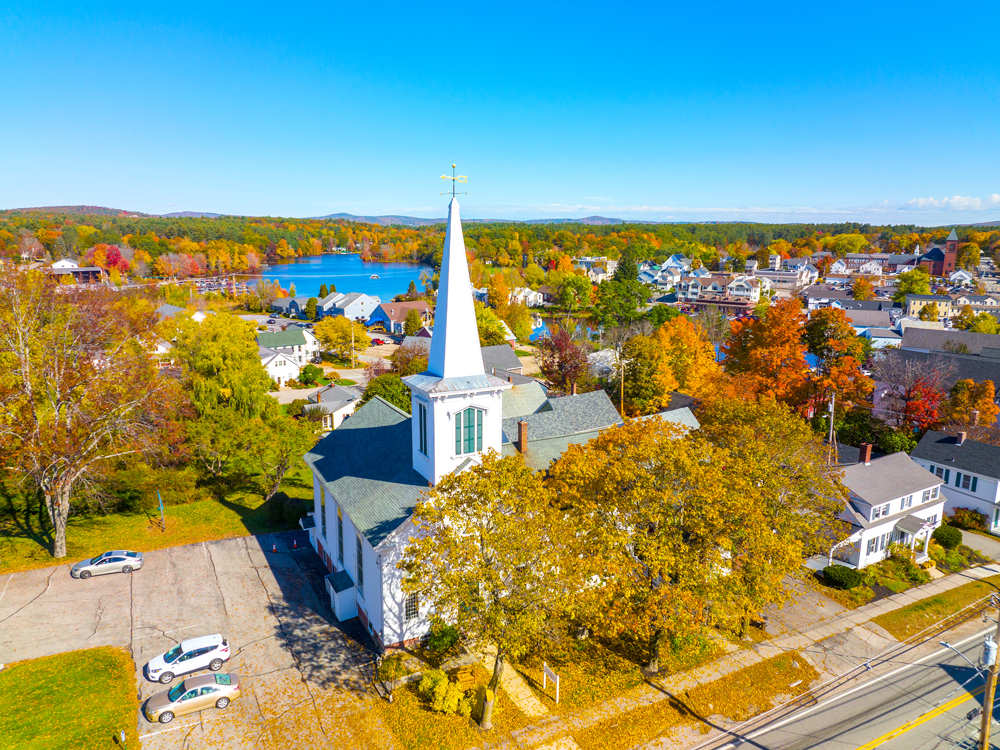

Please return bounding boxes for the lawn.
[572,651,819,750]
[0,466,314,576]
[376,663,529,750]
[871,573,1000,640]
[514,349,532,358]
[0,646,139,750]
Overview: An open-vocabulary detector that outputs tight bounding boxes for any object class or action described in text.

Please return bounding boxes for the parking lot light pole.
[981,595,1000,750]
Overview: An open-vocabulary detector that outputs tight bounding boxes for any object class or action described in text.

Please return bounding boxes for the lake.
[256,254,434,301]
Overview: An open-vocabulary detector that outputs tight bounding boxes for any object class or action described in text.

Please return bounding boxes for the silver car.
[70,550,144,579]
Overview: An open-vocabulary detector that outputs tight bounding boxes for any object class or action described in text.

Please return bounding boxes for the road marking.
[0,574,12,604]
[854,685,984,750]
[139,724,187,738]
[705,626,995,750]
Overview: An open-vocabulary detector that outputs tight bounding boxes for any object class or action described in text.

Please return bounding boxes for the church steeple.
[427,197,485,378]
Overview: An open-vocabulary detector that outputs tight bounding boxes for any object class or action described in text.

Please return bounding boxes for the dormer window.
[455,407,484,455]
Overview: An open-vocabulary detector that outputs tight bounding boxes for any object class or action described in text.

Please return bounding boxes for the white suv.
[145,634,231,684]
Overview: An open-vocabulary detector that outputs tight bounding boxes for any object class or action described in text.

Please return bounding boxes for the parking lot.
[0,533,398,749]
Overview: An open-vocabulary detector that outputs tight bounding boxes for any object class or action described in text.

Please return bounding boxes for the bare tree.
[693,305,728,361]
[870,350,954,428]
[0,269,180,557]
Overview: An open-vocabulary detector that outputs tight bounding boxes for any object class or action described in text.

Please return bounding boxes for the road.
[692,620,1000,750]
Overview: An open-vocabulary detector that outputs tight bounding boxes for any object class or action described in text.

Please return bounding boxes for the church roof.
[404,372,511,394]
[303,397,428,548]
[948,229,959,241]
[427,198,485,378]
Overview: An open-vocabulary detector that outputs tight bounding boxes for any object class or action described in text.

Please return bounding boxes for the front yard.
[0,647,138,750]
[872,573,1000,640]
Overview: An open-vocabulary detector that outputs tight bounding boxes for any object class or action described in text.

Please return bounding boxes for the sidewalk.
[463,563,1000,750]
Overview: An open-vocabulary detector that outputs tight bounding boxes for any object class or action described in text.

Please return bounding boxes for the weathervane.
[440,164,468,198]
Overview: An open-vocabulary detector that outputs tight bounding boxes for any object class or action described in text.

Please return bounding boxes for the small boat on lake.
[370,274,380,279]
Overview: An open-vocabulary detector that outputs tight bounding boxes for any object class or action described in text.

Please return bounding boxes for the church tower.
[403,195,511,484]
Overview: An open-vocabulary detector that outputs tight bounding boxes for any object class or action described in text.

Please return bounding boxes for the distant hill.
[1,205,148,217]
[161,211,225,218]
[971,220,1000,227]
[313,212,627,226]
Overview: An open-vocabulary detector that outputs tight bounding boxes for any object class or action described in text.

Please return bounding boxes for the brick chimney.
[571,381,578,396]
[957,431,967,446]
[517,419,528,454]
[859,443,873,466]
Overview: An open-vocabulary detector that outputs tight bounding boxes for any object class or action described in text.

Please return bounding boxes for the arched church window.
[454,407,484,455]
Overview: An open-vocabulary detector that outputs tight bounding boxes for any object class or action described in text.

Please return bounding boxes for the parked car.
[145,634,231,684]
[267,318,276,324]
[143,673,241,724]
[70,550,144,579]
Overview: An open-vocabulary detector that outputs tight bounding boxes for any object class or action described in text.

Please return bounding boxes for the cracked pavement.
[0,534,399,750]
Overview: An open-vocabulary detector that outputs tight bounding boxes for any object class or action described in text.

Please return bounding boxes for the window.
[928,514,938,525]
[900,495,912,511]
[319,486,326,537]
[418,403,428,455]
[922,489,930,503]
[356,535,365,600]
[405,592,419,622]
[337,505,344,563]
[932,486,939,499]
[454,408,484,455]
[959,473,977,491]
[933,465,950,483]
[871,503,891,521]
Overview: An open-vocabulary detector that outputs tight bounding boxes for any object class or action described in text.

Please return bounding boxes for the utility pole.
[351,320,356,369]
[981,594,1000,750]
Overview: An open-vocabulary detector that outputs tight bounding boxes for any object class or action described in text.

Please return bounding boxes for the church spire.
[427,197,485,378]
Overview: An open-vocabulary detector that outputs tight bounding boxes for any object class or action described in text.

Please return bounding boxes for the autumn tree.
[486,273,510,320]
[893,267,931,303]
[618,334,679,415]
[401,452,580,690]
[475,302,508,346]
[0,269,180,557]
[653,316,721,396]
[956,242,981,270]
[871,350,952,431]
[390,342,429,376]
[723,297,809,404]
[918,302,940,321]
[314,315,370,361]
[536,326,590,391]
[851,277,875,301]
[946,379,999,428]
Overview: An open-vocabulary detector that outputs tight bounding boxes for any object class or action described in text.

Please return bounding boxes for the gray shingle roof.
[156,303,187,319]
[501,430,606,471]
[309,384,362,413]
[844,310,894,328]
[404,372,511,394]
[303,397,429,548]
[840,451,940,508]
[502,382,550,419]
[501,390,622,445]
[912,430,1000,480]
[258,328,307,348]
[885,349,1000,391]
[481,344,522,374]
[901,328,1000,356]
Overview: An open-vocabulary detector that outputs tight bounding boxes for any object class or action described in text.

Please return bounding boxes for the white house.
[257,327,319,367]
[307,384,362,431]
[511,286,544,307]
[51,258,80,269]
[912,431,1000,531]
[259,346,299,386]
[950,269,975,285]
[726,276,762,304]
[302,197,622,649]
[858,260,882,275]
[829,259,850,275]
[318,292,381,321]
[829,445,945,569]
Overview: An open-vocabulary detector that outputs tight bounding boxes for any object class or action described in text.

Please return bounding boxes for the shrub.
[299,363,324,386]
[426,622,461,654]
[823,565,863,590]
[933,525,962,550]
[377,654,408,686]
[945,549,969,570]
[929,541,946,563]
[286,399,310,418]
[417,669,466,714]
[948,507,988,532]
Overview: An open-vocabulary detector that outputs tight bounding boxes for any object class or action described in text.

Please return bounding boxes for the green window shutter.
[476,410,483,452]
[955,472,962,487]
[972,476,978,492]
[455,412,462,454]
[464,408,475,453]
[944,469,950,483]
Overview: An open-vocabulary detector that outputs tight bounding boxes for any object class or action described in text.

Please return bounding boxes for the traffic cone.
[271,542,278,553]
[293,539,298,550]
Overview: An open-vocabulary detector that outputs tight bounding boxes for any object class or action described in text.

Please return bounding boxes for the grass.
[514,349,532,357]
[0,466,314,575]
[871,573,1000,640]
[377,663,529,750]
[0,646,139,750]
[335,379,357,386]
[797,569,875,609]
[572,651,818,750]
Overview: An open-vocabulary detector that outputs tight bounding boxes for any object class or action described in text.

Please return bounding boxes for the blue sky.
[2,1,999,225]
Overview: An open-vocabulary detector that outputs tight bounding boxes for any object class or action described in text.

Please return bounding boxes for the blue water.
[257,254,434,301]
[529,316,601,342]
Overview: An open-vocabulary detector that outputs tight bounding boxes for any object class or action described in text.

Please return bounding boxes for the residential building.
[155,303,211,323]
[259,346,298,386]
[860,327,902,349]
[912,431,1000,531]
[317,292,381,321]
[307,384,363,431]
[633,392,701,432]
[51,258,80,269]
[843,309,895,333]
[828,446,945,569]
[367,300,433,334]
[257,327,319,367]
[511,287,544,307]
[802,284,852,311]
[754,266,815,289]
[950,269,975,285]
[904,294,953,319]
[303,198,622,649]
[46,265,105,284]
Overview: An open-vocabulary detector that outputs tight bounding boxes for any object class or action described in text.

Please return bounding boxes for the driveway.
[960,529,1000,561]
[0,533,397,750]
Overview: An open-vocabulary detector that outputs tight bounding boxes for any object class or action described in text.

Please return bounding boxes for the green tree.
[359,373,411,413]
[647,305,682,327]
[524,262,546,288]
[475,302,508,346]
[289,282,297,297]
[954,305,977,331]
[401,451,580,690]
[319,283,329,299]
[593,279,646,326]
[893,267,931,303]
[407,280,418,299]
[970,314,1000,334]
[556,274,592,311]
[831,233,869,255]
[613,246,639,282]
[619,334,678,415]
[403,308,422,337]
[299,363,324,385]
[506,302,533,341]
[241,415,317,502]
[956,242,981,271]
[305,297,318,321]
[390,342,429,376]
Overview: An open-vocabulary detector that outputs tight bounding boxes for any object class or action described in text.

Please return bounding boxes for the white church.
[303,196,622,650]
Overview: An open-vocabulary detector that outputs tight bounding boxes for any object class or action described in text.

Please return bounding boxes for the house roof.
[844,310,894,328]
[834,443,884,466]
[373,300,432,323]
[500,390,622,446]
[905,294,948,303]
[921,248,947,262]
[912,430,1000,480]
[309,384,362,413]
[836,300,900,312]
[481,344,522,374]
[802,285,851,300]
[258,328,307,348]
[156,303,187,319]
[880,348,1000,392]
[502,381,551,420]
[864,327,901,340]
[901,328,1000,355]
[840,451,940,508]
[303,397,429,548]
